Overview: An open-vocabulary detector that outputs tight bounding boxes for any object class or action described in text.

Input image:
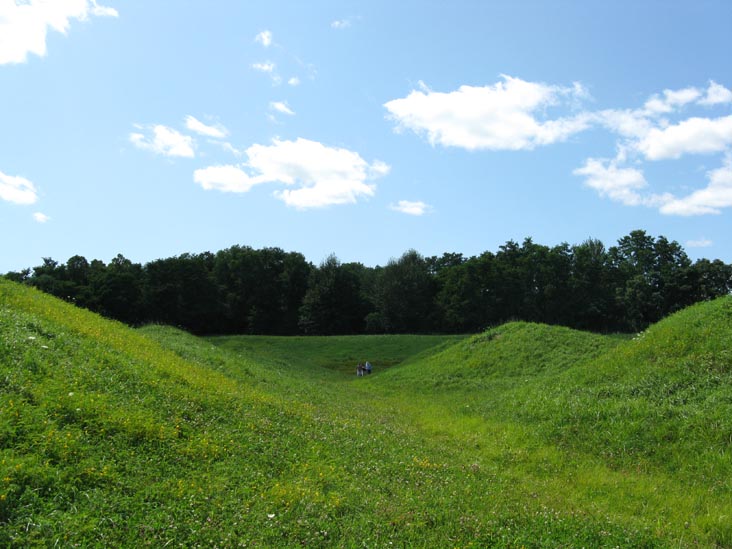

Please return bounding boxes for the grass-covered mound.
[2,278,731,546]
[366,299,732,545]
[206,332,467,376]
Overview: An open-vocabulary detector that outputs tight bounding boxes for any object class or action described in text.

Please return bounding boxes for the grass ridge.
[2,278,732,546]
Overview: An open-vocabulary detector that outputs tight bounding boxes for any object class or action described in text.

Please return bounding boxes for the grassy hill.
[2,277,732,547]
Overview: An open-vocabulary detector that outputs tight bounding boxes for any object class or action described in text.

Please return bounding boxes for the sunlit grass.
[2,278,732,546]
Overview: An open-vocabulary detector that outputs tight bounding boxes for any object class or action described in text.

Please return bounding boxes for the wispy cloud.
[0,171,38,205]
[385,75,592,151]
[0,0,118,65]
[217,141,244,156]
[184,115,228,139]
[194,165,260,193]
[573,158,649,207]
[254,30,272,47]
[686,238,713,248]
[287,76,300,87]
[251,61,275,73]
[195,138,389,209]
[642,86,702,115]
[331,18,352,29]
[130,124,195,158]
[390,200,432,216]
[251,61,282,85]
[658,157,732,216]
[699,81,732,106]
[269,101,295,116]
[33,212,50,223]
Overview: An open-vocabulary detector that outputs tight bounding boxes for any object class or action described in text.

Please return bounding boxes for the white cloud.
[0,0,118,65]
[331,18,352,29]
[390,200,432,216]
[594,108,654,140]
[384,75,591,151]
[576,155,732,217]
[217,141,244,156]
[595,84,732,162]
[252,138,385,208]
[581,81,732,216]
[699,81,732,106]
[658,158,732,216]
[184,115,228,139]
[252,61,281,85]
[251,61,275,73]
[0,171,38,204]
[636,116,732,161]
[130,125,195,158]
[385,76,732,217]
[269,101,294,116]
[33,212,50,223]
[89,2,117,17]
[643,86,702,115]
[287,76,300,86]
[368,160,391,178]
[193,165,258,193]
[573,158,648,207]
[686,238,713,248]
[195,138,388,209]
[254,30,272,47]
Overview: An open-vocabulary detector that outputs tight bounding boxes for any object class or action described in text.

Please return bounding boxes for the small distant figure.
[365,361,372,375]
[356,362,364,377]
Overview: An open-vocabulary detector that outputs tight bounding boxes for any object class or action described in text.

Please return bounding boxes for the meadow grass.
[205,332,468,376]
[2,278,731,546]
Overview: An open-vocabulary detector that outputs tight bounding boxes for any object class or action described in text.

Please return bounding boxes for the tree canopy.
[5,230,731,335]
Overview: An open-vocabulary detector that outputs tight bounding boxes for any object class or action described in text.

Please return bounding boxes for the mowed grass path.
[2,278,732,546]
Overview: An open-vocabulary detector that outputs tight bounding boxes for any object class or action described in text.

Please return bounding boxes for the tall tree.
[144,253,221,334]
[298,254,365,334]
[690,259,732,301]
[370,250,436,333]
[94,254,144,325]
[569,238,613,331]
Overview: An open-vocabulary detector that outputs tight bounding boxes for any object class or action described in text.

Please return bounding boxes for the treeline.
[5,230,731,335]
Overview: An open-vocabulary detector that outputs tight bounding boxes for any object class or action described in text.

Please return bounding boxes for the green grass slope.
[363,297,732,546]
[373,321,623,391]
[206,332,467,376]
[3,277,731,546]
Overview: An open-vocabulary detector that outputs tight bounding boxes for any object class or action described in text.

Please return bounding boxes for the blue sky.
[1,1,731,273]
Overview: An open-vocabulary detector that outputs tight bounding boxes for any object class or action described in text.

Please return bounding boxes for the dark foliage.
[5,230,731,335]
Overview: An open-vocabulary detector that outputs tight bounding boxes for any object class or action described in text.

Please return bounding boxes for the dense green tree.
[298,255,365,335]
[569,238,613,331]
[92,254,144,325]
[144,253,220,334]
[434,257,489,332]
[278,251,313,334]
[3,268,31,283]
[370,250,436,333]
[211,246,311,334]
[5,231,730,336]
[609,230,695,331]
[690,259,732,301]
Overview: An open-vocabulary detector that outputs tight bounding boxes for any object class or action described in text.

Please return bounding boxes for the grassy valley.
[2,278,732,547]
